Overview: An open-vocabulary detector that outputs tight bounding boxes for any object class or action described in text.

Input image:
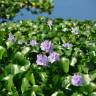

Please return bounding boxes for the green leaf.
[61,76,71,89]
[27,73,35,85]
[64,49,72,56]
[31,91,36,96]
[21,78,29,94]
[90,70,96,81]
[59,57,70,73]
[52,75,60,86]
[39,72,48,82]
[91,92,96,96]
[83,74,91,84]
[13,52,30,66]
[6,41,14,48]
[12,64,20,75]
[0,46,5,60]
[51,91,65,96]
[70,57,77,66]
[72,92,83,96]
[3,75,13,91]
[32,85,41,92]
[7,75,13,91]
[5,64,20,75]
[21,47,30,55]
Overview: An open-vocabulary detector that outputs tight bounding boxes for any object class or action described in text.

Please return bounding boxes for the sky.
[13,0,96,21]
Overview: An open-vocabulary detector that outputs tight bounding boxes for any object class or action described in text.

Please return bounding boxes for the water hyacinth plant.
[36,54,48,66]
[8,33,16,42]
[71,74,84,86]
[30,39,38,47]
[71,27,79,35]
[48,52,60,63]
[0,17,96,96]
[40,40,53,53]
[62,42,73,49]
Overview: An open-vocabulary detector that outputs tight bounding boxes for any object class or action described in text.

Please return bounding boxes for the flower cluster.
[7,35,56,67]
[71,27,79,35]
[40,40,53,53]
[62,42,73,49]
[48,52,60,63]
[36,54,48,66]
[8,33,16,42]
[30,39,38,46]
[36,40,60,66]
[7,33,38,47]
[71,74,84,86]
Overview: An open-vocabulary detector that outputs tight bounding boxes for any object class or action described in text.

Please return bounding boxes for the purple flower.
[48,52,60,63]
[40,40,53,53]
[71,27,79,35]
[71,74,84,86]
[8,33,16,42]
[62,42,73,49]
[30,40,38,46]
[36,54,48,66]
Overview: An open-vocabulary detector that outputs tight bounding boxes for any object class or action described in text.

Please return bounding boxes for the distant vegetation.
[0,0,54,19]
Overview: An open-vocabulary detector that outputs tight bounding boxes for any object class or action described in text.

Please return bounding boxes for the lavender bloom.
[30,40,38,46]
[71,27,79,35]
[71,74,84,86]
[48,52,60,63]
[8,33,16,42]
[40,40,53,53]
[36,54,48,66]
[62,42,73,49]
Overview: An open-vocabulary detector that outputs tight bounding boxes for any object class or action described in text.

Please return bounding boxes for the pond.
[13,0,96,21]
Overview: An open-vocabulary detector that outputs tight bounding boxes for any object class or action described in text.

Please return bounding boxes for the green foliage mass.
[0,0,54,19]
[0,17,96,95]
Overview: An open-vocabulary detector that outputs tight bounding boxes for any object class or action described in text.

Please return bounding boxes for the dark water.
[1,0,96,22]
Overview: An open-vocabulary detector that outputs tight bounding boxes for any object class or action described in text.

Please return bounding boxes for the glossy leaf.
[59,57,70,73]
[13,52,30,66]
[21,78,29,94]
[0,46,5,60]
